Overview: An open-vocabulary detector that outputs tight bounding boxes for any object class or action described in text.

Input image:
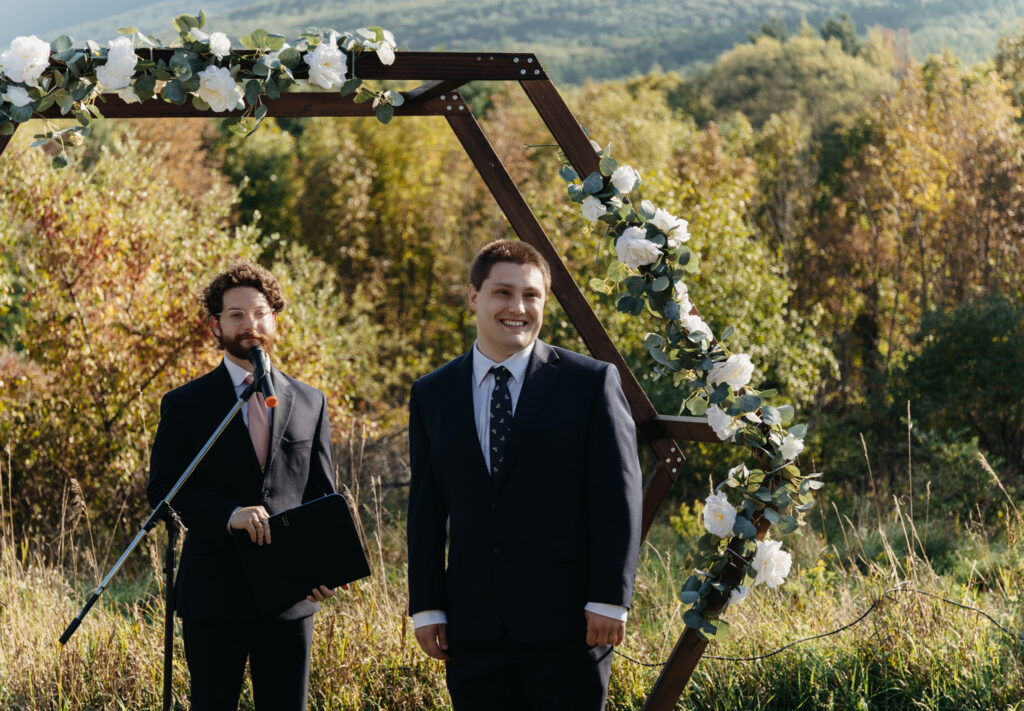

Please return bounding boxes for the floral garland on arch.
[0,11,402,167]
[560,147,823,640]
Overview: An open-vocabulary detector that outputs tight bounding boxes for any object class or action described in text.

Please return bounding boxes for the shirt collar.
[222,356,272,387]
[472,340,535,389]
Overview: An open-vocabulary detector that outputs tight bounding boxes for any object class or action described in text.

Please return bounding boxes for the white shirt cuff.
[226,506,240,533]
[412,610,448,628]
[585,602,628,622]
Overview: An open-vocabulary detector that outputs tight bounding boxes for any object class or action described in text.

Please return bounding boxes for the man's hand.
[585,610,625,647]
[414,623,450,661]
[230,505,272,545]
[306,583,349,603]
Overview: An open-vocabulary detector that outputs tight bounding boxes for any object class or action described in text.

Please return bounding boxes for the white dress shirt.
[413,342,628,629]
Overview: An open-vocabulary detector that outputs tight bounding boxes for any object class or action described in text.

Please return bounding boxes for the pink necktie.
[244,374,270,469]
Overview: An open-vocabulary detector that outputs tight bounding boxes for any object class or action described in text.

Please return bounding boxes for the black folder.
[234,493,371,616]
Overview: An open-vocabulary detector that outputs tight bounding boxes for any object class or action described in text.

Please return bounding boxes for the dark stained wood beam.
[33,92,468,120]
[402,79,470,103]
[644,415,720,444]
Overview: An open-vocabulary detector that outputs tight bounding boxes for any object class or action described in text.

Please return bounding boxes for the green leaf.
[682,609,705,629]
[686,397,707,416]
[777,516,799,534]
[559,165,578,182]
[732,515,757,539]
[588,278,611,294]
[86,103,103,119]
[582,171,604,194]
[117,27,139,36]
[352,90,374,104]
[732,394,763,414]
[720,325,735,341]
[339,77,362,96]
[376,103,395,123]
[52,151,69,169]
[265,33,287,51]
[615,294,636,314]
[198,9,207,28]
[625,276,646,296]
[680,590,699,604]
[161,80,186,104]
[643,333,665,350]
[599,156,618,176]
[245,79,262,106]
[763,507,780,524]
[54,89,74,114]
[567,184,585,202]
[662,301,681,321]
[74,110,90,127]
[255,104,269,120]
[651,276,670,292]
[9,105,34,123]
[777,405,795,424]
[682,250,701,274]
[191,95,210,111]
[239,33,258,51]
[711,618,731,641]
[53,35,73,52]
[788,424,807,439]
[761,406,781,425]
[264,76,280,100]
[174,14,199,33]
[648,348,669,366]
[36,94,56,112]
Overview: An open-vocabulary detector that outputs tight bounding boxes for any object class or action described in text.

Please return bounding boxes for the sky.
[2,1,152,42]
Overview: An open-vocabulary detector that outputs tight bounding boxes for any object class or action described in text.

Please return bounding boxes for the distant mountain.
[7,0,1024,83]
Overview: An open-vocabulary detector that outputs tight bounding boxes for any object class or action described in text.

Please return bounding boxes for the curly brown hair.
[202,261,286,316]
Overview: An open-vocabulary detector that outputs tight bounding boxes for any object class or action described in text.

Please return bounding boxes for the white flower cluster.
[0,27,398,116]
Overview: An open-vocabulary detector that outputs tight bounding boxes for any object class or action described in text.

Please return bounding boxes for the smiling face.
[469,261,547,362]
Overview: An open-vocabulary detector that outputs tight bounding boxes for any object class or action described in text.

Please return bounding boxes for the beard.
[221,330,276,362]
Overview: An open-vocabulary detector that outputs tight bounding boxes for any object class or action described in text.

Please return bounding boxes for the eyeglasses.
[216,308,275,326]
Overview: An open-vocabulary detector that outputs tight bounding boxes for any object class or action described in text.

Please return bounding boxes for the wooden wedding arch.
[0,50,755,709]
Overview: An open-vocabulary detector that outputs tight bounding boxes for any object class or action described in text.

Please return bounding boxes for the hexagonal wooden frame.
[0,50,737,709]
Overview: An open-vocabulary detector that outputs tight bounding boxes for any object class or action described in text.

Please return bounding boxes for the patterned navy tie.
[489,366,513,476]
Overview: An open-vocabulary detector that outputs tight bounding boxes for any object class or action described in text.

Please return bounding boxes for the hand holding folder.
[233,493,371,616]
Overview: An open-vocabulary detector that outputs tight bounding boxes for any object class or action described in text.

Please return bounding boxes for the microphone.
[246,346,278,408]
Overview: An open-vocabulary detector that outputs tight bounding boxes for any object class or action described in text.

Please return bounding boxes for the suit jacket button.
[492,547,503,557]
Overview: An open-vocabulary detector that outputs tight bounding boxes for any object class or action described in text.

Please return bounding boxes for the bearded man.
[148,261,337,711]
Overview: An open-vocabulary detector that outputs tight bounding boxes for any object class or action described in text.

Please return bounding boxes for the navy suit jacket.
[407,341,642,643]
[148,362,335,621]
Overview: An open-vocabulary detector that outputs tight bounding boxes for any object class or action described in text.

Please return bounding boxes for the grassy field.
[1,450,1022,710]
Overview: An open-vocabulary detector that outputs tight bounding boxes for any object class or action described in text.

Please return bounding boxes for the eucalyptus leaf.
[682,610,705,630]
[662,301,680,321]
[599,156,618,176]
[777,516,799,534]
[567,184,585,202]
[191,95,210,111]
[648,348,669,366]
[582,171,604,194]
[732,515,757,539]
[732,394,763,414]
[559,165,578,182]
[53,36,73,52]
[651,276,670,292]
[161,80,186,104]
[777,405,795,424]
[52,152,70,169]
[643,333,665,349]
[117,27,139,36]
[679,590,699,604]
[376,103,395,124]
[686,398,707,416]
[763,507,780,524]
[761,406,781,425]
[720,325,735,341]
[789,424,808,439]
[278,48,301,68]
[625,276,646,296]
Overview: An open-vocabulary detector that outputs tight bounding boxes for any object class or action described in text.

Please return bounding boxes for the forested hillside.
[21,0,1024,82]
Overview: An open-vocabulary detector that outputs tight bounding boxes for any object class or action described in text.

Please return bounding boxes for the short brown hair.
[202,261,285,316]
[469,240,552,291]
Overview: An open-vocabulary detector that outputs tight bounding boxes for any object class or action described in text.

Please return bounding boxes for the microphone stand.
[59,376,264,711]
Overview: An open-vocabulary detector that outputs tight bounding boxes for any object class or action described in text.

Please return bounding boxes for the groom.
[407,240,642,710]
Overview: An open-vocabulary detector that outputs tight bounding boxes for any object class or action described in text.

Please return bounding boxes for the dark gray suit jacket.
[407,341,642,642]
[148,362,335,621]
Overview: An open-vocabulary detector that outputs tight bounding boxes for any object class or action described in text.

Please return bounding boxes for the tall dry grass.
[1,433,1022,710]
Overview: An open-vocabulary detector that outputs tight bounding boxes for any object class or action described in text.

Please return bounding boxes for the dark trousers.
[181,614,315,711]
[445,638,613,711]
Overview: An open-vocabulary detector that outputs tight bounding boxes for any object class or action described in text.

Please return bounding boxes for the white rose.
[2,85,32,107]
[650,207,681,235]
[752,539,792,588]
[708,353,755,391]
[581,196,607,222]
[95,36,137,90]
[1,35,51,86]
[195,65,244,112]
[673,279,692,313]
[304,34,346,90]
[209,32,231,59]
[702,492,737,538]
[668,219,691,247]
[375,29,397,65]
[707,404,742,441]
[729,585,749,606]
[615,226,661,269]
[610,165,641,193]
[679,313,712,340]
[780,433,805,461]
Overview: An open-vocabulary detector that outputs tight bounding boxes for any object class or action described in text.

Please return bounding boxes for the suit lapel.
[264,369,292,474]
[492,341,559,492]
[451,353,491,483]
[205,362,260,469]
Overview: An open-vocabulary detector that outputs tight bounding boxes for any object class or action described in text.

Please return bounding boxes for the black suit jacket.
[148,362,335,621]
[407,341,642,643]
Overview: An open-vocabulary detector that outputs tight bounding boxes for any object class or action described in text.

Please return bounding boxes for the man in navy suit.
[407,240,643,710]
[149,262,337,711]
